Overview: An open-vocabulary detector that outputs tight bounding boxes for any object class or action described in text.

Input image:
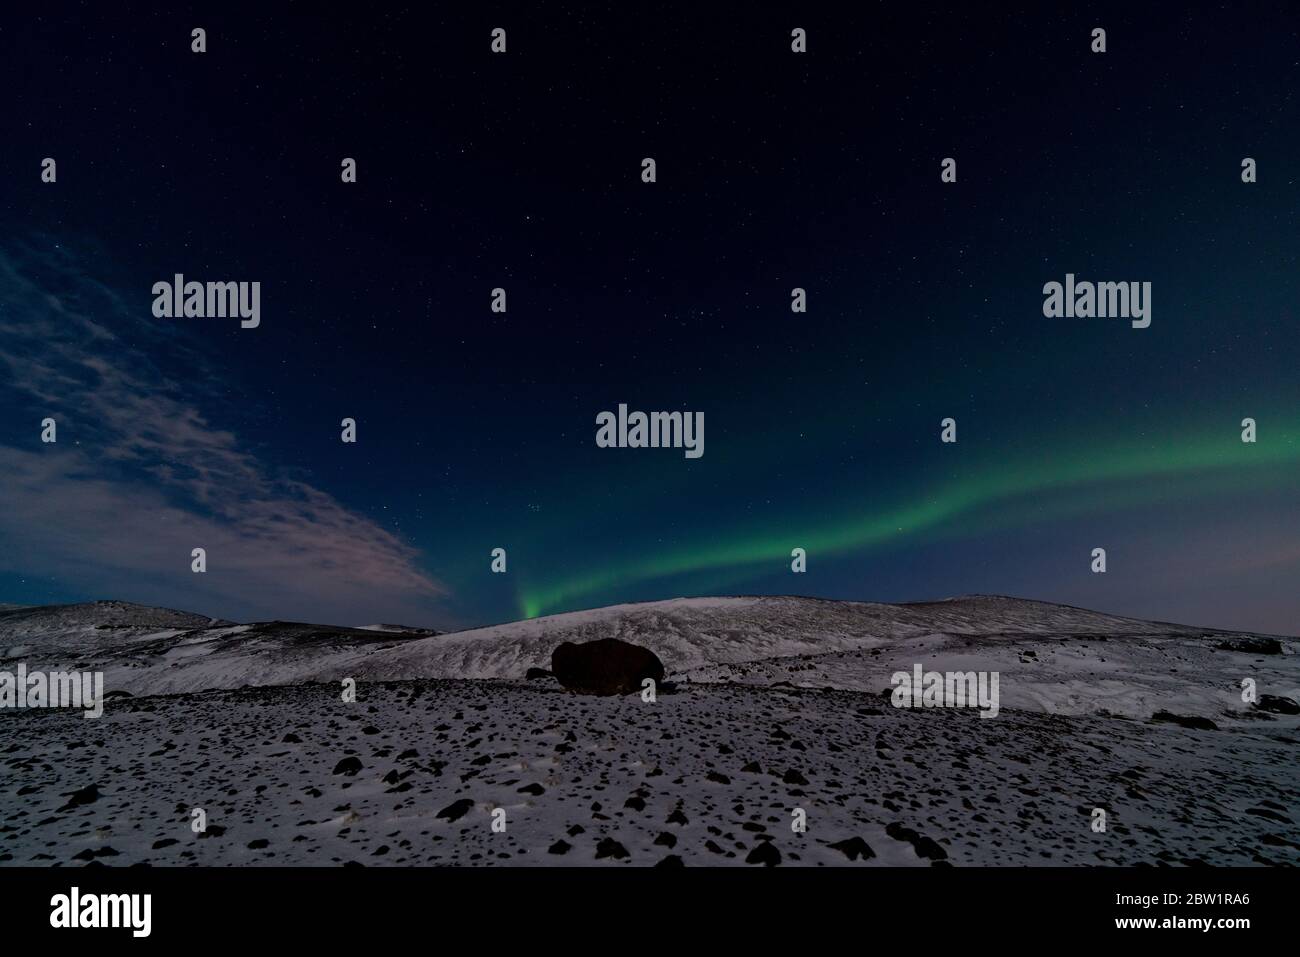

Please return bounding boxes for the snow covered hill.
[1,595,1296,868]
[1,595,1293,723]
[0,600,424,696]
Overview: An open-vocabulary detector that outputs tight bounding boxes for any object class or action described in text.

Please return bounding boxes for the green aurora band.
[517,420,1299,619]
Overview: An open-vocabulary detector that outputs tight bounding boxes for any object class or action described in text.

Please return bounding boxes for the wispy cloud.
[0,241,446,624]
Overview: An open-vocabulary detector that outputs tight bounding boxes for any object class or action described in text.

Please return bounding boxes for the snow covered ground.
[1,595,1296,866]
[3,595,1294,723]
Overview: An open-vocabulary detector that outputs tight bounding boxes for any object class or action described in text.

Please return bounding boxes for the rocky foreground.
[2,677,1297,867]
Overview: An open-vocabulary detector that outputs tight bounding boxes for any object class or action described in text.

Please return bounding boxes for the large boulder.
[550,638,665,696]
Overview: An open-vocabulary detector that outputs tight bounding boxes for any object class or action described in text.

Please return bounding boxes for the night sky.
[2,4,1297,633]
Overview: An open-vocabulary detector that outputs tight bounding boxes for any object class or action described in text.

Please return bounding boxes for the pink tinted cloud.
[0,242,446,623]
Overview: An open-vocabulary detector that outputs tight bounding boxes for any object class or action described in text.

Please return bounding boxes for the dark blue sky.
[1,3,1297,632]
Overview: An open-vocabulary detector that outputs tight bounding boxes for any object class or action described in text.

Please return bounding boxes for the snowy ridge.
[358,624,442,635]
[0,602,421,697]
[1,595,1297,868]
[344,593,1214,680]
[0,594,1293,722]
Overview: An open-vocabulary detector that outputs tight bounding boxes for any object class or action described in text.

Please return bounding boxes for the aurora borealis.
[1,6,1297,633]
[516,420,1300,620]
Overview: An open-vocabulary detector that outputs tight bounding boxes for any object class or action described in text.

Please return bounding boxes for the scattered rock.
[1216,636,1283,655]
[436,798,475,823]
[1150,711,1218,731]
[1255,694,1299,715]
[72,846,118,860]
[332,757,363,776]
[746,840,781,866]
[595,837,629,860]
[1246,806,1292,824]
[827,836,876,861]
[57,784,100,812]
[886,822,948,862]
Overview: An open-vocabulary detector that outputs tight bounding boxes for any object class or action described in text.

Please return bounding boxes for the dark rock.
[746,840,781,866]
[1246,807,1292,824]
[436,798,475,822]
[57,784,100,812]
[73,846,119,860]
[828,836,876,861]
[1216,635,1283,655]
[1255,694,1299,715]
[1150,711,1219,731]
[548,840,571,855]
[551,638,665,696]
[525,667,552,680]
[655,854,685,868]
[886,822,948,861]
[332,757,363,776]
[595,837,629,860]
